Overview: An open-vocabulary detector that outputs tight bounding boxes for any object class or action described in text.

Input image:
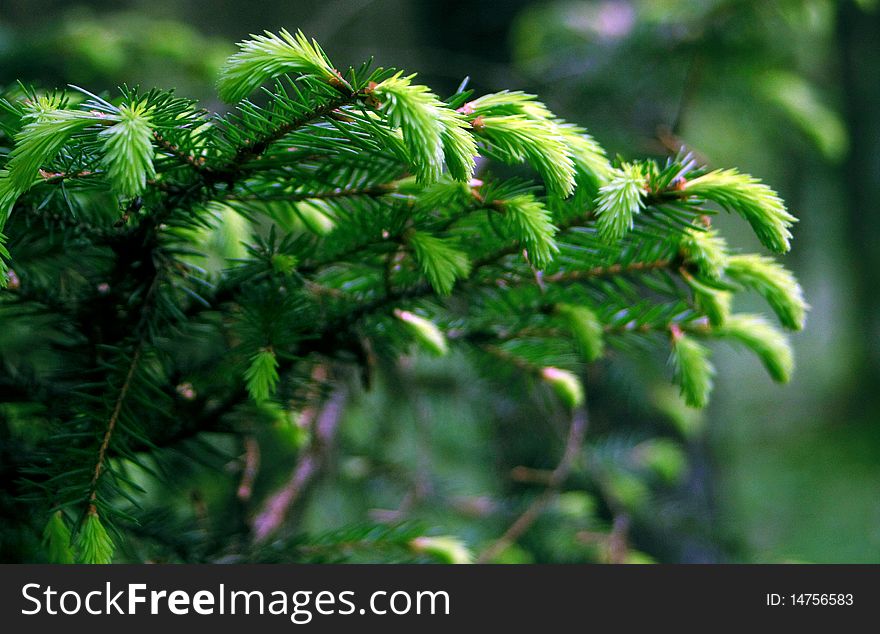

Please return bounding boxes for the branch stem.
[88,344,143,504]
[477,407,588,563]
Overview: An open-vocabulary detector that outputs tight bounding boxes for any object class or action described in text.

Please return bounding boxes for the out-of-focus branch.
[236,436,261,502]
[477,406,588,563]
[251,378,348,542]
[606,514,631,564]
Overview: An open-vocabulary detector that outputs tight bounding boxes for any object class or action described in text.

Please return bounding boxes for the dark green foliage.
[0,29,805,563]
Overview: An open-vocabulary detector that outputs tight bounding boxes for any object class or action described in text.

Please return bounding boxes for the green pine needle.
[717,314,794,383]
[464,90,610,186]
[474,114,576,197]
[499,194,558,268]
[100,101,156,198]
[245,348,280,402]
[217,29,341,103]
[595,163,646,242]
[394,309,448,357]
[541,366,585,408]
[670,332,715,408]
[464,90,557,120]
[43,511,74,564]
[408,231,471,295]
[687,276,732,326]
[556,304,605,361]
[0,103,96,224]
[76,512,115,564]
[561,126,614,186]
[370,73,477,184]
[438,107,480,182]
[725,254,808,330]
[684,169,797,253]
[680,227,729,280]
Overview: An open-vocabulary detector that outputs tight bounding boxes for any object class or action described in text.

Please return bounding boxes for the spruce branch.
[684,271,732,327]
[0,104,99,224]
[555,304,605,361]
[87,343,143,511]
[152,130,206,172]
[407,231,471,295]
[463,90,611,189]
[218,91,359,175]
[0,30,808,564]
[77,508,115,564]
[545,258,674,283]
[244,347,280,402]
[669,325,715,408]
[683,168,796,253]
[471,113,576,197]
[42,511,74,564]
[218,29,349,103]
[367,72,476,183]
[225,182,398,203]
[725,254,807,330]
[37,168,99,184]
[680,226,728,279]
[495,193,558,268]
[100,100,156,198]
[717,314,794,382]
[595,163,647,242]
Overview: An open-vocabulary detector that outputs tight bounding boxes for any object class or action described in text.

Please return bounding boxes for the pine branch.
[37,169,99,184]
[152,130,206,172]
[217,29,350,103]
[225,182,398,203]
[0,30,806,564]
[218,93,358,175]
[545,258,674,283]
[86,343,142,508]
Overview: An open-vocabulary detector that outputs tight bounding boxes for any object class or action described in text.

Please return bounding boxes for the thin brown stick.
[223,94,357,173]
[606,514,632,564]
[545,259,672,283]
[224,183,399,203]
[236,436,261,502]
[38,168,97,183]
[153,131,207,171]
[251,382,348,542]
[477,406,588,563]
[88,344,143,505]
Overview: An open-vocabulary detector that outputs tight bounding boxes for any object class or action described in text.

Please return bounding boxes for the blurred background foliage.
[1,0,878,562]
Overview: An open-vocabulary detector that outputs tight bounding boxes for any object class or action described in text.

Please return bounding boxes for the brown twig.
[251,380,348,542]
[236,436,261,502]
[87,344,143,506]
[38,168,96,183]
[222,93,359,174]
[545,259,673,283]
[224,182,399,203]
[153,131,207,171]
[606,514,632,564]
[477,406,588,563]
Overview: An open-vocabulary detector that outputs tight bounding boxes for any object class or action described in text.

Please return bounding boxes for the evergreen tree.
[0,29,805,563]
